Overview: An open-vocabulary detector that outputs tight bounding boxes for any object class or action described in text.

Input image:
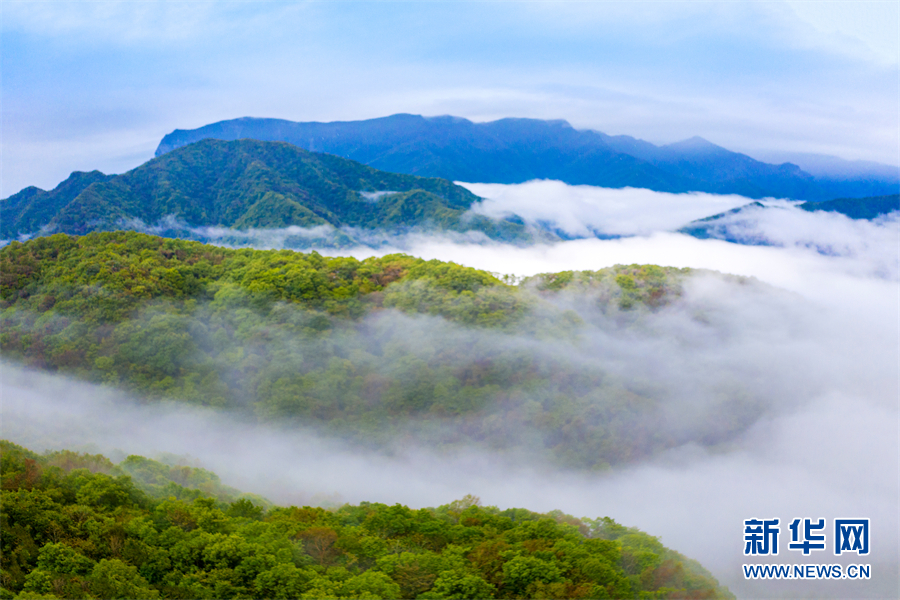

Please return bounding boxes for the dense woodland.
[0,232,766,471]
[1,440,733,599]
[0,140,528,244]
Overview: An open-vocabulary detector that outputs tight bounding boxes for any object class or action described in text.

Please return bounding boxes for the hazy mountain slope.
[159,114,693,192]
[154,114,896,200]
[652,137,818,198]
[738,149,900,200]
[799,193,900,220]
[677,202,769,242]
[2,232,773,472]
[749,149,900,181]
[599,134,817,197]
[677,194,899,245]
[1,139,526,241]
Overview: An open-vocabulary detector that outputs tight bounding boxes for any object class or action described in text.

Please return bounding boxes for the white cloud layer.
[2,182,898,598]
[462,180,752,236]
[4,250,897,597]
[94,183,899,319]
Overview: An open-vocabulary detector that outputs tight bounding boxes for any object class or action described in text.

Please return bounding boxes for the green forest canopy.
[1,440,734,599]
[0,231,768,472]
[0,139,527,244]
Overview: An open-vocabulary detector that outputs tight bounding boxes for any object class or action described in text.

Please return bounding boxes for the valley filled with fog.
[3,181,898,598]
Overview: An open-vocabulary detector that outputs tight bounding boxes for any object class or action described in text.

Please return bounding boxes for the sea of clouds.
[3,181,898,598]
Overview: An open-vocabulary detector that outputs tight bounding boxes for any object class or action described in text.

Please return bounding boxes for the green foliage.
[1,442,734,599]
[90,559,160,599]
[0,171,112,241]
[118,455,256,505]
[523,264,690,313]
[426,570,495,599]
[0,233,760,473]
[73,472,139,510]
[0,139,531,244]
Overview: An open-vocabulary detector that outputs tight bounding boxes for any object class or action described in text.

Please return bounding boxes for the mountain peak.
[424,114,472,125]
[1,138,502,240]
[150,115,898,201]
[665,136,721,152]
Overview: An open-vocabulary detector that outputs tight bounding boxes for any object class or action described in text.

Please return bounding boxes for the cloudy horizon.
[2,1,898,197]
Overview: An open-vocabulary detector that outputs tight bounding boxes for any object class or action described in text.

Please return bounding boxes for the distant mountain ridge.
[6,130,895,247]
[156,114,899,201]
[678,194,899,244]
[0,139,527,243]
[748,150,900,181]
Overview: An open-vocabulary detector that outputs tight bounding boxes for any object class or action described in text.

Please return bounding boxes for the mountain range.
[1,139,527,243]
[5,115,898,245]
[678,194,900,243]
[156,114,899,201]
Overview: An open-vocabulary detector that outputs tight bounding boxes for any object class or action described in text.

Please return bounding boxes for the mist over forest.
[4,0,899,596]
[2,178,897,599]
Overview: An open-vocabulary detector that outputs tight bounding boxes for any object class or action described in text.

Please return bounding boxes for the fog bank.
[463,180,753,236]
[3,347,897,599]
[2,182,898,598]
[3,261,897,598]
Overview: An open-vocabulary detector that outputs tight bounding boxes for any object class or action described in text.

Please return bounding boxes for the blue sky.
[2,1,898,196]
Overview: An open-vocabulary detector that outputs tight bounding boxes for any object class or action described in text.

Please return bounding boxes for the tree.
[426,570,495,599]
[501,555,563,597]
[89,559,159,599]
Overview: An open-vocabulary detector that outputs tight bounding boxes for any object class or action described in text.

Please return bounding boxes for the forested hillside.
[154,114,899,200]
[678,193,900,243]
[0,139,527,243]
[1,440,734,599]
[1,232,770,472]
[799,193,900,219]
